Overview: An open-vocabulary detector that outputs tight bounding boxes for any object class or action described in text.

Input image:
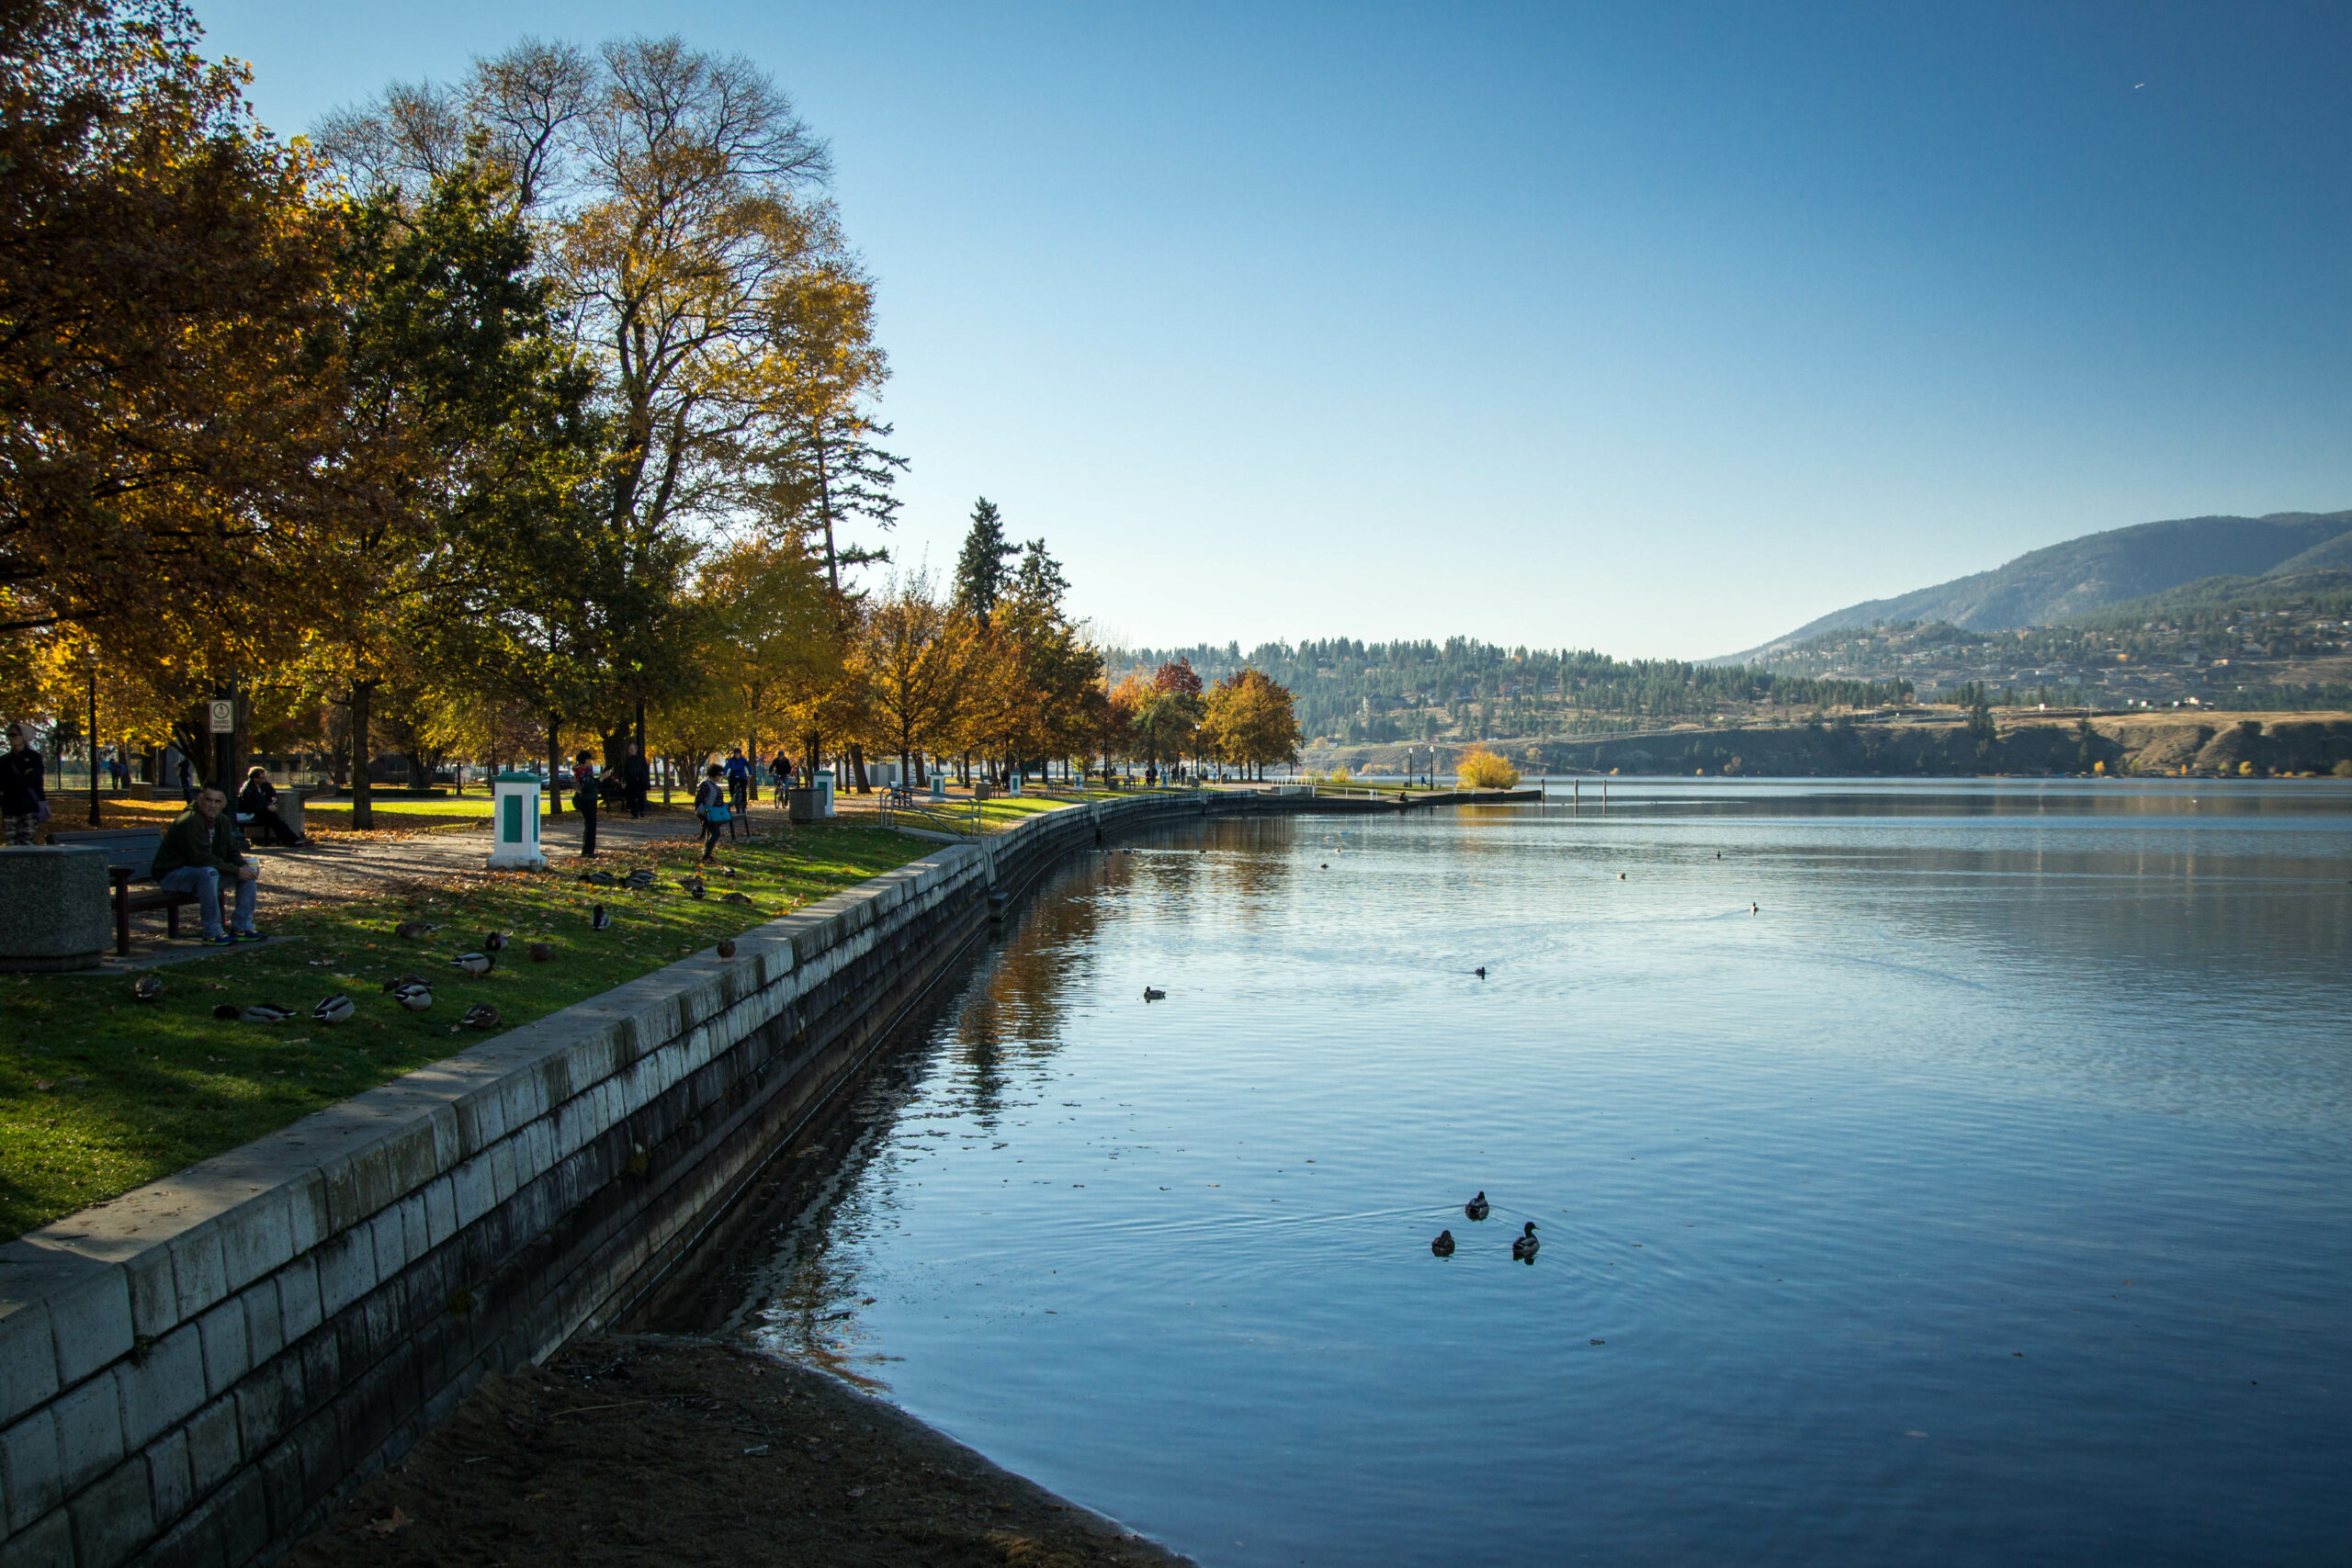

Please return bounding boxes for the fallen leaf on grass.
[365,1506,413,1536]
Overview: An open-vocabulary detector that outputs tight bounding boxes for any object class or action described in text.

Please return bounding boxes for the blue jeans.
[158,865,257,939]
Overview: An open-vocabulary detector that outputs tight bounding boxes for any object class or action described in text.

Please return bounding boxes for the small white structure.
[487,772,546,870]
[929,773,947,801]
[811,768,837,820]
[1007,772,1023,796]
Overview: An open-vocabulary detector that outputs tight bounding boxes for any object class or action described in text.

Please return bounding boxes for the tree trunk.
[850,743,870,793]
[350,681,376,830]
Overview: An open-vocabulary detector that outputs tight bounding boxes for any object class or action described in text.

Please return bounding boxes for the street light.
[76,646,100,826]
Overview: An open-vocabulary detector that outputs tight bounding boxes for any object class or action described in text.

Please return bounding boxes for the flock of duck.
[1431,1190,1541,1264]
[171,880,760,1030]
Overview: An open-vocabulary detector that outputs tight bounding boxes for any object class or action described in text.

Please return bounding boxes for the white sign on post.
[208,700,235,734]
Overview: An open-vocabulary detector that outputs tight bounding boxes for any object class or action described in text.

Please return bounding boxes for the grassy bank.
[0,822,921,1241]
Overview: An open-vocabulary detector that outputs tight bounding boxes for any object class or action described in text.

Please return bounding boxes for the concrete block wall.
[0,791,1210,1568]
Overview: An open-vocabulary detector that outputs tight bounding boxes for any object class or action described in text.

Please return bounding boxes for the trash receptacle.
[786,787,817,825]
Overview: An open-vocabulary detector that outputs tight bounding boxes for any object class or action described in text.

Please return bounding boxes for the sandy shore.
[286,1334,1192,1568]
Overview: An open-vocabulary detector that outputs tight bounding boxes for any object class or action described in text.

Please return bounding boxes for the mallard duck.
[717,938,738,960]
[460,1002,500,1031]
[526,942,555,962]
[392,982,433,1012]
[1142,987,1166,1001]
[312,994,355,1025]
[718,865,737,877]
[1430,1229,1455,1258]
[1464,1191,1490,1222]
[131,975,164,1004]
[1617,873,1626,881]
[212,1003,295,1024]
[1750,902,1759,915]
[380,972,429,992]
[681,875,707,899]
[1474,966,1487,979]
[581,869,618,887]
[482,931,510,952]
[590,905,611,931]
[449,952,494,977]
[1511,1222,1540,1262]
[624,868,655,888]
[721,890,752,906]
[393,920,438,940]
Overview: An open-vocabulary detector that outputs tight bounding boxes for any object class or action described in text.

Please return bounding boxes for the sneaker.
[204,934,236,946]
[234,930,269,942]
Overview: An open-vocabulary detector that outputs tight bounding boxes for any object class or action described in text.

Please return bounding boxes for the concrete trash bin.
[786,787,817,825]
[0,846,110,971]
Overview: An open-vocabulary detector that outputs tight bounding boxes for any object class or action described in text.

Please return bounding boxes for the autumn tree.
[1,0,343,649]
[1199,668,1302,780]
[855,569,968,785]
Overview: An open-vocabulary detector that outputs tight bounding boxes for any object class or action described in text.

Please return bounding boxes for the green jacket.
[153,809,243,878]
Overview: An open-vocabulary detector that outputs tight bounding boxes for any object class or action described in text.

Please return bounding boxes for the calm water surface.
[735,781,2352,1566]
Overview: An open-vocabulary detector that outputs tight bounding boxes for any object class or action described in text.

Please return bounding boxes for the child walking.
[694,762,729,862]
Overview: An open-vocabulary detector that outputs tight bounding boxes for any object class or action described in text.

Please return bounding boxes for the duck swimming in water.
[1512,1222,1541,1262]
[1430,1229,1455,1258]
[1143,987,1166,1001]
[1464,1191,1490,1222]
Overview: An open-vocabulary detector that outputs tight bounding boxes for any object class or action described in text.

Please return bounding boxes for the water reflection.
[733,784,2352,1567]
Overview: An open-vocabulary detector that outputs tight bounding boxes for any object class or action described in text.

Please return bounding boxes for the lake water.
[727,781,2352,1566]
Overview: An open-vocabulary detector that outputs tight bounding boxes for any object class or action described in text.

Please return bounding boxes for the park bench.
[47,827,203,955]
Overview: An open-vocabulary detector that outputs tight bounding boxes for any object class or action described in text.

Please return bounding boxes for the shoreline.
[284,1332,1194,1568]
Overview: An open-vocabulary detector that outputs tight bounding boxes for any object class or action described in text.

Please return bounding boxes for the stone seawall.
[0,791,1212,1568]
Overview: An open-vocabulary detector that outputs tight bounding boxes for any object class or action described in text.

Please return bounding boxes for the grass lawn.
[0,821,924,1242]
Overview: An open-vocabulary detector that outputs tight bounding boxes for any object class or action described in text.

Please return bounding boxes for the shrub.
[1457,747,1519,788]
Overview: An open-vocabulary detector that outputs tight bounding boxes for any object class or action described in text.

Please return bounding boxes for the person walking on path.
[237,766,306,846]
[573,750,599,857]
[2,722,47,844]
[154,784,264,943]
[175,752,194,802]
[724,748,751,836]
[623,743,650,818]
[694,762,730,862]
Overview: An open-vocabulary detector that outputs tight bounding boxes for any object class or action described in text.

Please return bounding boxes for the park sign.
[488,772,547,871]
[208,699,234,734]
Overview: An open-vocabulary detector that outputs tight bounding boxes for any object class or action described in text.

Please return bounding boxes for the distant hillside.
[1717,510,2352,663]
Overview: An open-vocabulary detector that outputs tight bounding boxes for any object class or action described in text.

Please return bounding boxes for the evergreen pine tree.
[953,498,1018,624]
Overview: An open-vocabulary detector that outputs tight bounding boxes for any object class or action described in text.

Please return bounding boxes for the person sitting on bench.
[236,766,306,846]
[154,785,265,944]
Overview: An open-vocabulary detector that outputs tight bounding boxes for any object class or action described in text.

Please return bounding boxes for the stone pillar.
[0,846,109,971]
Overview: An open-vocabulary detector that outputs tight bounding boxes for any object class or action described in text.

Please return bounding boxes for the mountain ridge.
[1713,510,2352,664]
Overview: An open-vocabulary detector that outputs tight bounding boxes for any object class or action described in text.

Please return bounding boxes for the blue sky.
[196,2,2352,657]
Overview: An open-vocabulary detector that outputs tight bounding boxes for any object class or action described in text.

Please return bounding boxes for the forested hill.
[1717,509,2352,663]
[1111,640,1905,748]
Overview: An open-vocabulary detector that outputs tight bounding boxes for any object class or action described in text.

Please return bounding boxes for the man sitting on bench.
[154,785,265,944]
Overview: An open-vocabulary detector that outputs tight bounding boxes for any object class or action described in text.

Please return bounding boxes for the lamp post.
[77,647,100,826]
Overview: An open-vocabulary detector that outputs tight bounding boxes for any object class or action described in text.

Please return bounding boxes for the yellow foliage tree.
[1456,746,1520,788]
